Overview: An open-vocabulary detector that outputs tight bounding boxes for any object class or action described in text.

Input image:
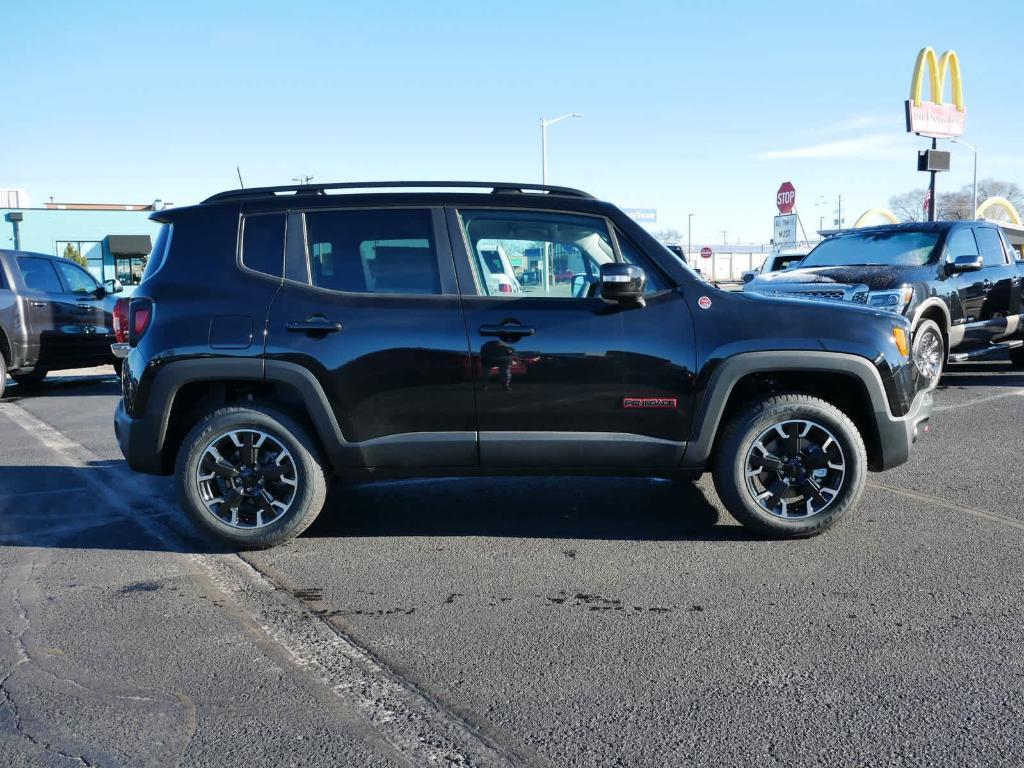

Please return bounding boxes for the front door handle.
[286,318,342,335]
[29,300,47,308]
[479,323,535,339]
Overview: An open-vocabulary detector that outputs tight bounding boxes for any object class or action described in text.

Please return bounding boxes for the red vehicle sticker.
[623,397,678,409]
[697,296,712,310]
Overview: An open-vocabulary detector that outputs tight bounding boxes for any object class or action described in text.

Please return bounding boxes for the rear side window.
[975,227,1008,267]
[305,209,440,295]
[242,213,286,277]
[17,257,63,293]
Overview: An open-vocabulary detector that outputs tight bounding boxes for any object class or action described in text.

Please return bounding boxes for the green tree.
[62,243,88,268]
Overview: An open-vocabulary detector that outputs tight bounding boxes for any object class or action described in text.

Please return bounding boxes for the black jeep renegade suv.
[114,181,932,548]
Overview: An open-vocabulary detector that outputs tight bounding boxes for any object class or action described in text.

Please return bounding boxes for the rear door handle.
[286,318,342,335]
[479,323,535,339]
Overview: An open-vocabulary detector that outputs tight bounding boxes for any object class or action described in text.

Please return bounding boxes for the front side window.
[305,209,439,295]
[944,228,978,260]
[242,213,286,276]
[54,260,101,294]
[17,257,63,293]
[459,210,663,298]
[802,230,942,268]
[974,227,1008,267]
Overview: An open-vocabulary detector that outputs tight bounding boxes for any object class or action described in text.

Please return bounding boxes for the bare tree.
[889,189,927,222]
[889,179,1024,222]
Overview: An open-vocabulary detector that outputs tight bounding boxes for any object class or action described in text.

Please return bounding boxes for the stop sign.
[700,246,713,259]
[776,181,796,214]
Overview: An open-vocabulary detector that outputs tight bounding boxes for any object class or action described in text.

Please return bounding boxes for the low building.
[1,199,167,289]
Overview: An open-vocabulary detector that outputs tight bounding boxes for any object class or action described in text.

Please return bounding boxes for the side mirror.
[599,263,646,306]
[949,254,983,274]
[741,271,756,283]
[103,279,124,295]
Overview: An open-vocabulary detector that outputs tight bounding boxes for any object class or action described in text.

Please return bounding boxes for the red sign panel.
[700,246,713,259]
[776,181,796,214]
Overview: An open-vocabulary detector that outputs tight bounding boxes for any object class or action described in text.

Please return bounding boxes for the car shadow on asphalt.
[306,475,758,543]
[2,375,121,401]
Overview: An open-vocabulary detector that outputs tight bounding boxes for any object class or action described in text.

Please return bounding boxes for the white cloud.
[756,133,912,161]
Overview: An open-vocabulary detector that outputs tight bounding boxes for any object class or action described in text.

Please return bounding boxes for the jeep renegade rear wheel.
[712,393,867,537]
[176,405,327,549]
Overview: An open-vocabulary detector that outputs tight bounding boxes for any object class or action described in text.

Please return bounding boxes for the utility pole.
[539,113,583,184]
[720,230,728,245]
[951,138,978,218]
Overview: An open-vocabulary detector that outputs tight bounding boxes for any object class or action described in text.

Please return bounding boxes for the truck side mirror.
[949,254,983,274]
[599,263,646,306]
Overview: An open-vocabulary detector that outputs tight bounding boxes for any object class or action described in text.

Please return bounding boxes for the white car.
[741,249,808,284]
[478,245,522,294]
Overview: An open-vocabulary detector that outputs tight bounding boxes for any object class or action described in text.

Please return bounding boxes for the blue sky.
[3,0,1022,243]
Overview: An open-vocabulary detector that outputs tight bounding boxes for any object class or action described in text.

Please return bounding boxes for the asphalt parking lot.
[1,362,1022,767]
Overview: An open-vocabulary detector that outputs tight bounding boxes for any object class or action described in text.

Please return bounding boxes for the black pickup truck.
[114,181,932,548]
[744,221,1024,385]
[0,249,122,397]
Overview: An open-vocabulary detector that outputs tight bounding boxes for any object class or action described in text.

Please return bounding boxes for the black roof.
[829,220,989,237]
[202,181,596,205]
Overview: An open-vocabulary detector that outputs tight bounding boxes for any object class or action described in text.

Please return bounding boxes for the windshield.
[801,230,941,268]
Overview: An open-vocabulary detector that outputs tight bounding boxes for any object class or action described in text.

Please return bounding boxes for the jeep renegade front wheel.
[176,405,327,549]
[712,393,867,538]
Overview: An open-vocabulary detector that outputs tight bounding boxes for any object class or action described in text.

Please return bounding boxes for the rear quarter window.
[141,223,173,283]
[241,213,286,277]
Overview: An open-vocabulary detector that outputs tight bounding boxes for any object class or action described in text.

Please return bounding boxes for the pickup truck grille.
[764,289,846,302]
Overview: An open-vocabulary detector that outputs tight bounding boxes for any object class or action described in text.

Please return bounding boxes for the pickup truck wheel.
[11,368,48,388]
[912,319,944,388]
[175,405,328,549]
[712,394,867,538]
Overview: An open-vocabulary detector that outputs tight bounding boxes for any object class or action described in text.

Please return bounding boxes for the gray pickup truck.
[0,249,122,397]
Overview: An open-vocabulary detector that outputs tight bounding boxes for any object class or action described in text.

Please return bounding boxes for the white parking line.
[0,402,519,768]
[867,481,1024,532]
[934,388,1024,412]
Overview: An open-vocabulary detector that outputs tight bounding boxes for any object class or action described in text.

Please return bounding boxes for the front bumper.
[873,386,932,470]
[114,399,166,475]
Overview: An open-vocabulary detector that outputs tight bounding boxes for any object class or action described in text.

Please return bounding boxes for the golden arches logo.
[976,197,1023,226]
[910,48,964,111]
[905,47,966,137]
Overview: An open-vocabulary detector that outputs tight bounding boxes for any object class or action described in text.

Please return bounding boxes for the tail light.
[112,298,130,343]
[128,298,153,345]
[498,282,513,294]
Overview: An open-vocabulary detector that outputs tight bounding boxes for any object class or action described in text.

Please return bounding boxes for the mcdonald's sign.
[905,47,966,137]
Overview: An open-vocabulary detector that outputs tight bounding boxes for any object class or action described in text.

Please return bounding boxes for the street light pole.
[951,138,979,218]
[539,113,583,184]
[688,213,694,259]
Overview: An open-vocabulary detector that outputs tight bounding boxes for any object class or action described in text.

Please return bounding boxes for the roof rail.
[201,181,596,204]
